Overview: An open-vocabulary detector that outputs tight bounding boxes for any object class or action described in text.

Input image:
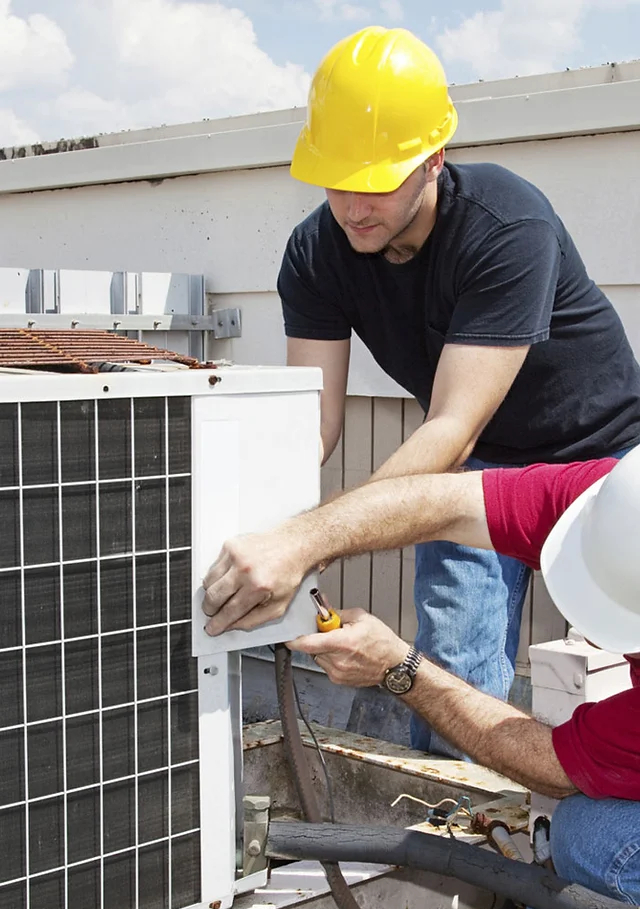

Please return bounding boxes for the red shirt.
[483,459,640,800]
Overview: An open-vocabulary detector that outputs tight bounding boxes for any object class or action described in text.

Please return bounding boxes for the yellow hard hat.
[291,26,458,193]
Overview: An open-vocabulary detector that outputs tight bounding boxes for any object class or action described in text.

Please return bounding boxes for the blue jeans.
[411,449,632,756]
[552,794,640,903]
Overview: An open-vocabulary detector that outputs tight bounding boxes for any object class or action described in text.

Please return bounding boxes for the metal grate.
[0,330,200,372]
[0,395,200,909]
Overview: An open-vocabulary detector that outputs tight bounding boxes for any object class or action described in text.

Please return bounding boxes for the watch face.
[383,667,413,695]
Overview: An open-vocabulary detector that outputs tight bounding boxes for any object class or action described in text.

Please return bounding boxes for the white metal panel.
[197,652,238,909]
[57,270,115,315]
[0,365,323,404]
[0,268,30,314]
[191,389,320,657]
[139,273,190,315]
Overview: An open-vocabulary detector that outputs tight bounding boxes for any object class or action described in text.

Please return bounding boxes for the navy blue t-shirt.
[278,162,640,464]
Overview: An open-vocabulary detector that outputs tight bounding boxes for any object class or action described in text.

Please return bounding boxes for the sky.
[1,0,640,147]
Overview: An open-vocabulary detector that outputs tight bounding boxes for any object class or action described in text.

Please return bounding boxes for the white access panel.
[191,389,321,657]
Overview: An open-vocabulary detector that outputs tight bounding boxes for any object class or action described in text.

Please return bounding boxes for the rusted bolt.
[208,375,221,386]
[246,839,261,857]
[209,902,222,909]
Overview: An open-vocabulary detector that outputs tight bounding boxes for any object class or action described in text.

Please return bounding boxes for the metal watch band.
[403,646,423,677]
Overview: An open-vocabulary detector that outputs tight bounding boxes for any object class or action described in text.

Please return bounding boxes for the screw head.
[208,375,221,386]
[246,839,262,857]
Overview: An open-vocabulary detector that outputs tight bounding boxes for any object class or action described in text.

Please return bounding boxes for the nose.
[346,192,373,223]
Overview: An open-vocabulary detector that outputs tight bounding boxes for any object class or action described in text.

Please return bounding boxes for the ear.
[425,149,445,182]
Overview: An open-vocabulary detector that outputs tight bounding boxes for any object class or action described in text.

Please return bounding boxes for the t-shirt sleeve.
[552,670,640,799]
[277,232,352,342]
[482,459,618,569]
[446,219,561,346]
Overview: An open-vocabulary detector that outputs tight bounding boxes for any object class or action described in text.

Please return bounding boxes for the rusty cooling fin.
[0,329,202,373]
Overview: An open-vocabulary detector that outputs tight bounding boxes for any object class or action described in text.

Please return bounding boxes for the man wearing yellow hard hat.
[278,27,640,756]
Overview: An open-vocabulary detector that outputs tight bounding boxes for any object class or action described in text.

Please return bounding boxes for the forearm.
[404,661,577,799]
[371,414,475,482]
[281,472,486,570]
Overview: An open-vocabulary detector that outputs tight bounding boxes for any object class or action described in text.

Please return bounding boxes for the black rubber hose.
[274,643,361,909]
[267,821,630,909]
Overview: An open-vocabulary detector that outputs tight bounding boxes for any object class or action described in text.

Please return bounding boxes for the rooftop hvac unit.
[0,364,321,909]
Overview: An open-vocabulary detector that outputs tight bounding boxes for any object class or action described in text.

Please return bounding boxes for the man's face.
[325,164,430,255]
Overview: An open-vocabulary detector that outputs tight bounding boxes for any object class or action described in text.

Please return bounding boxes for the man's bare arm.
[404,660,575,798]
[372,343,529,481]
[203,471,490,634]
[287,337,350,464]
[290,610,576,799]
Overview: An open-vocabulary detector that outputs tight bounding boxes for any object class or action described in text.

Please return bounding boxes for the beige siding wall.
[322,396,567,677]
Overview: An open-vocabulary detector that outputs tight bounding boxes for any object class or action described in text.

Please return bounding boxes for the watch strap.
[402,646,423,678]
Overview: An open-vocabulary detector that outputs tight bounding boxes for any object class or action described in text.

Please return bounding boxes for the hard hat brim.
[290,107,458,193]
[291,146,428,193]
[541,476,640,655]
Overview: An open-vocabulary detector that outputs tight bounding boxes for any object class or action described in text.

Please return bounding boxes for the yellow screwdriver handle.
[316,610,342,633]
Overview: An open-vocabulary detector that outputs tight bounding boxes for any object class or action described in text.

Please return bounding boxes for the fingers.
[204,589,276,636]
[287,627,344,655]
[202,572,242,617]
[202,549,231,591]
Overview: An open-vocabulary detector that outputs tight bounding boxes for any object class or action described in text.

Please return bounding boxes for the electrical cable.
[274,643,361,909]
[292,671,337,824]
[269,644,336,822]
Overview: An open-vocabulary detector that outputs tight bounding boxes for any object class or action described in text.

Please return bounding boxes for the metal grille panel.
[0,396,199,909]
[0,330,199,372]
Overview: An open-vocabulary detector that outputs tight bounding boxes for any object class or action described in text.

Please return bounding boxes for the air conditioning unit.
[0,364,321,909]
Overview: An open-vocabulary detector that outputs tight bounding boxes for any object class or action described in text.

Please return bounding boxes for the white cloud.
[109,0,309,124]
[0,107,39,145]
[21,0,312,140]
[0,0,73,92]
[436,0,588,80]
[313,0,371,20]
[379,0,403,22]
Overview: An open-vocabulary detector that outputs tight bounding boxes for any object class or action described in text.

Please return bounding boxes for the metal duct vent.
[0,395,199,909]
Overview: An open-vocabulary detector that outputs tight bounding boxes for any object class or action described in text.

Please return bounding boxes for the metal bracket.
[0,313,222,332]
[212,308,242,340]
[241,794,270,877]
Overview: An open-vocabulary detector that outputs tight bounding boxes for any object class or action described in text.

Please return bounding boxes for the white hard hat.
[540,446,640,654]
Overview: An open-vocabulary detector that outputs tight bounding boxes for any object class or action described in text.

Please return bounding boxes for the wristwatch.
[381,646,423,695]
